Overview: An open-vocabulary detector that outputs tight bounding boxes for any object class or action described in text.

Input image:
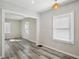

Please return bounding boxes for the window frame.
[4,22,11,33]
[24,22,30,34]
[52,12,74,44]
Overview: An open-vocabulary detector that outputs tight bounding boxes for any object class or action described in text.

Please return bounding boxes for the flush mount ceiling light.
[52,0,60,9]
[32,0,35,4]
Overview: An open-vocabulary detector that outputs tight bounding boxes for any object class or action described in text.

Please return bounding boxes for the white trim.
[70,11,74,44]
[36,17,40,45]
[42,44,79,59]
[0,8,2,58]
[23,37,36,43]
[2,9,5,58]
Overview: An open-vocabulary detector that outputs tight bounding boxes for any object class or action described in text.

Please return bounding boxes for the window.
[25,22,30,34]
[53,12,74,44]
[5,23,11,33]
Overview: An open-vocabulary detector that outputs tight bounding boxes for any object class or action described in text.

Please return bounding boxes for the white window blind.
[53,12,74,44]
[5,23,11,33]
[25,22,30,34]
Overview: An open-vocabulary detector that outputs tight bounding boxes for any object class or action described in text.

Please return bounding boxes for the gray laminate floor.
[3,39,77,59]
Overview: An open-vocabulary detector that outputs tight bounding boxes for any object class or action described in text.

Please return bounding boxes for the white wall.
[5,19,21,39]
[39,1,79,58]
[21,18,36,43]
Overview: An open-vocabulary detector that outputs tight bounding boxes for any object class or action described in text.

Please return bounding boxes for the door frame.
[1,8,40,58]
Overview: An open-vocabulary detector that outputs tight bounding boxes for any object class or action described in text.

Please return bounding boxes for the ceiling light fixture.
[52,0,60,9]
[32,0,35,4]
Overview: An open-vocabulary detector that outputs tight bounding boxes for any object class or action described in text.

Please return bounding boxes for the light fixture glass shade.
[52,3,60,9]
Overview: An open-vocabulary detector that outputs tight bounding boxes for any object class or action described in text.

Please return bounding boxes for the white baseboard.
[22,38,36,43]
[42,44,79,59]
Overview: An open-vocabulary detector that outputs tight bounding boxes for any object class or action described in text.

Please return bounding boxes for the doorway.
[1,9,40,58]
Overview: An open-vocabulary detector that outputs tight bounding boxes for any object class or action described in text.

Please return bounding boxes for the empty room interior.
[0,0,79,59]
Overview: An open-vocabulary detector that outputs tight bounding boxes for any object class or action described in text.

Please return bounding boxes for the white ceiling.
[3,0,76,12]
